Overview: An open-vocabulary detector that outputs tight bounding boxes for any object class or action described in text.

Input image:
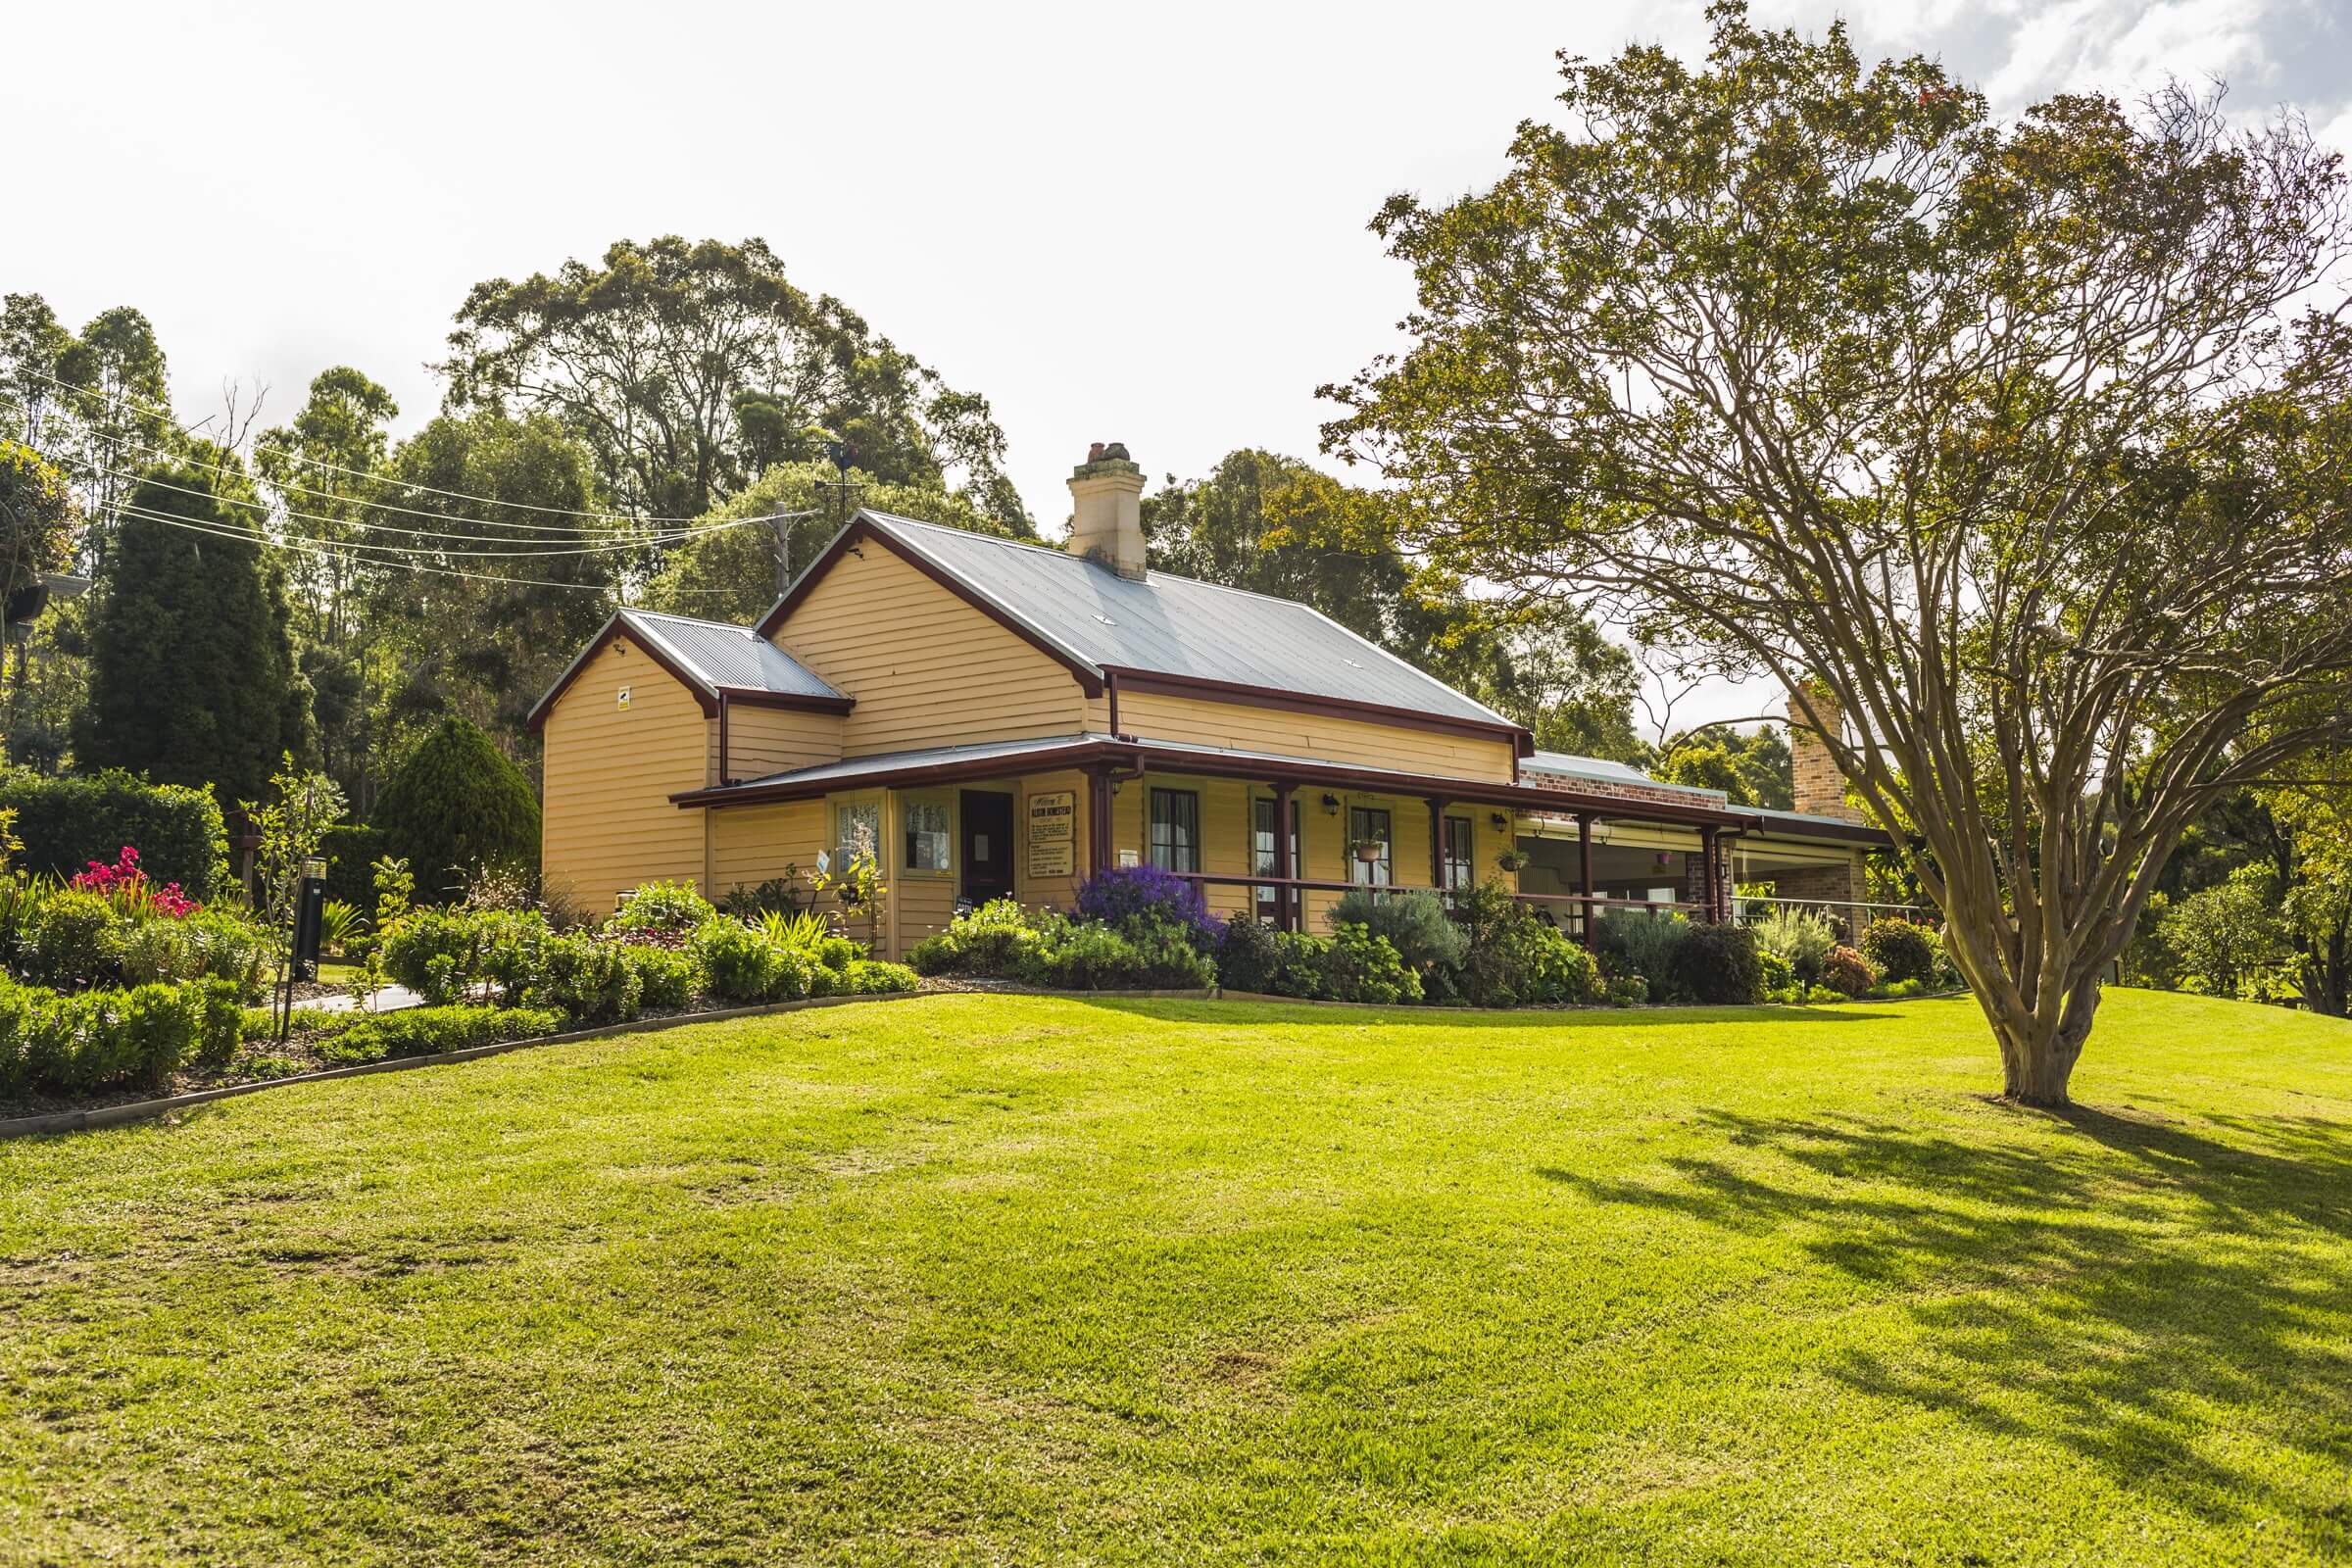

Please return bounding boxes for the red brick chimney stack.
[1787,683,1865,824]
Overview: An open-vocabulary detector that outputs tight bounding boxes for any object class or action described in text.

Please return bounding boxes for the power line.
[55,448,792,554]
[9,366,710,524]
[105,501,745,599]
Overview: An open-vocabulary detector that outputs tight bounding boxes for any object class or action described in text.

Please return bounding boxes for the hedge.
[0,768,230,903]
[318,823,387,911]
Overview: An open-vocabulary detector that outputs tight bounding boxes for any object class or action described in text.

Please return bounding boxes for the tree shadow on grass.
[1079,998,1903,1030]
[1540,1103,2352,1550]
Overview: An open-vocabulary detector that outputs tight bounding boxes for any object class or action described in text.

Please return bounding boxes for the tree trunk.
[1984,970,2103,1107]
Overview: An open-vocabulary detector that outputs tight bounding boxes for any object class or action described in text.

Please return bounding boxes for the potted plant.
[1496,848,1529,872]
[1351,837,1387,864]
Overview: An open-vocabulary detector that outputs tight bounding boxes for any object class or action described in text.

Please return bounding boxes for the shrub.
[1593,909,1691,1000]
[1270,930,1334,999]
[1604,974,1648,1006]
[1926,928,1964,989]
[1859,918,1937,985]
[1215,916,1285,993]
[1126,925,1217,989]
[2158,872,2287,1000]
[523,932,642,1025]
[1753,905,1838,988]
[472,909,551,1000]
[611,879,719,937]
[618,944,700,1010]
[689,918,787,1003]
[1074,865,1221,952]
[1329,889,1466,993]
[113,917,198,987]
[1493,918,1601,1005]
[1821,946,1876,997]
[719,876,805,918]
[908,899,1038,977]
[0,767,229,902]
[0,978,205,1094]
[1757,947,1795,996]
[370,717,541,902]
[1320,923,1422,1004]
[1670,922,1764,1005]
[846,959,918,995]
[1016,921,1146,990]
[184,908,270,997]
[318,1004,565,1066]
[194,979,242,1068]
[20,890,119,989]
[379,907,492,1004]
[318,822,388,911]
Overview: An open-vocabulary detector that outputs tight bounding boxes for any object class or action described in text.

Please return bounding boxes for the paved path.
[306,984,426,1014]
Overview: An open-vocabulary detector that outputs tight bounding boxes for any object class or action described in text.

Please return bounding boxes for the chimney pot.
[1067,440,1148,580]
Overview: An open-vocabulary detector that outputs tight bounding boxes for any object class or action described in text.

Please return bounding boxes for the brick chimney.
[1067,441,1147,580]
[1787,682,1864,823]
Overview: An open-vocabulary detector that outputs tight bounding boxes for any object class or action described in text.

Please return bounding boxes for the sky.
[8,0,2349,739]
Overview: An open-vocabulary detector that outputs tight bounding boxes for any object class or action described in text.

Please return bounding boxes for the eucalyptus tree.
[1325,3,2352,1102]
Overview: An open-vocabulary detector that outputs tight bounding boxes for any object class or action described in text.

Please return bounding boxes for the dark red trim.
[712,686,856,714]
[755,517,1105,700]
[717,693,730,786]
[528,615,716,732]
[1102,666,1531,754]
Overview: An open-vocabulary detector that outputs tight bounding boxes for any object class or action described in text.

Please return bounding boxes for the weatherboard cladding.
[835,512,1518,730]
[618,609,843,700]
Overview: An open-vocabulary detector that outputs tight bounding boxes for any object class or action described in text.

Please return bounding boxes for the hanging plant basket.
[1353,840,1387,863]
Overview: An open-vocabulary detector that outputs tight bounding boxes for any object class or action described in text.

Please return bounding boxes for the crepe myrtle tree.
[1323,3,2352,1103]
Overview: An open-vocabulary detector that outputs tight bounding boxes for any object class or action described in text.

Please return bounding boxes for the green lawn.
[4,991,2349,1565]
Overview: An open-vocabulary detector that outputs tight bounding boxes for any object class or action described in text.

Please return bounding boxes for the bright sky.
[9,0,2348,739]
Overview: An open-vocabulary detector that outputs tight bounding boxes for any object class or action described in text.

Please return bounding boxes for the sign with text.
[1027,790,1075,878]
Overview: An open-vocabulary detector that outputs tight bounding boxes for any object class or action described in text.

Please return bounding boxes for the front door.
[961,791,1015,906]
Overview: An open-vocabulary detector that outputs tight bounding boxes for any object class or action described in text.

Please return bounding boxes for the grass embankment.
[3,990,2348,1565]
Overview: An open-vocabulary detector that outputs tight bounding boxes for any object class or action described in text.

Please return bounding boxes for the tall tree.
[642,459,1024,626]
[256,366,399,646]
[1325,7,2352,1103]
[56,307,173,562]
[76,457,313,811]
[439,236,1028,534]
[366,412,620,760]
[0,294,74,454]
[1654,727,1794,810]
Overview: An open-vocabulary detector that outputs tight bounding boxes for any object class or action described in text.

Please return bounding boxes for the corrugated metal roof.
[852,513,1518,729]
[619,609,842,700]
[1522,750,1728,803]
[726,733,1108,791]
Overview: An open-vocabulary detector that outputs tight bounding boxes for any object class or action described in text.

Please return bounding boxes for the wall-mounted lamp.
[1489,812,1509,831]
[1320,794,1340,815]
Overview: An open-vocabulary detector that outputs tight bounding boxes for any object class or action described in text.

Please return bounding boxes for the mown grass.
[3,989,2349,1565]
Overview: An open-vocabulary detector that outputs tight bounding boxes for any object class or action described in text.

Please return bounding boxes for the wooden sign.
[1028,790,1075,878]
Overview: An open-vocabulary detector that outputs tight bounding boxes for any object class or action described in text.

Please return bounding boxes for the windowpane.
[1443,816,1474,890]
[1150,788,1200,874]
[904,800,952,871]
[834,803,880,869]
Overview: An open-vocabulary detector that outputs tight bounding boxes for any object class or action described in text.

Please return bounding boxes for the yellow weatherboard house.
[531,443,1886,960]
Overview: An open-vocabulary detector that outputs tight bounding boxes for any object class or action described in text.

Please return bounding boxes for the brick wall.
[1786,685,1865,824]
[1520,771,1729,811]
[1771,858,1866,940]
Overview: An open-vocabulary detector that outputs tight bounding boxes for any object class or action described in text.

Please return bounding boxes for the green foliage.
[440,236,1027,531]
[19,890,117,989]
[0,437,79,604]
[1757,948,1795,998]
[370,716,540,901]
[318,1005,566,1067]
[908,899,1039,977]
[1593,911,1691,1001]
[318,824,387,909]
[2159,872,2289,1001]
[688,918,789,1004]
[522,932,641,1025]
[0,976,205,1095]
[1490,918,1601,1006]
[604,879,718,936]
[845,959,918,996]
[1822,947,1877,999]
[1214,917,1285,993]
[1859,919,1938,987]
[75,462,314,810]
[1329,889,1465,989]
[1653,727,1793,810]
[1319,924,1421,1004]
[1669,923,1763,1006]
[1604,975,1649,1007]
[380,907,493,1004]
[0,767,230,901]
[617,944,701,1010]
[1753,906,1838,989]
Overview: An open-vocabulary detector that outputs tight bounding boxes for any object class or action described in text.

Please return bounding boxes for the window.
[1348,806,1392,889]
[833,802,880,871]
[1443,815,1475,891]
[904,798,952,872]
[1149,788,1200,874]
[1252,796,1301,923]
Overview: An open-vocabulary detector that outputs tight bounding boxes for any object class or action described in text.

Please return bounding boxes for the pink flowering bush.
[70,846,200,919]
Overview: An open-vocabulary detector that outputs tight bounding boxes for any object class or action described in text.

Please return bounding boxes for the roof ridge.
[620,605,760,637]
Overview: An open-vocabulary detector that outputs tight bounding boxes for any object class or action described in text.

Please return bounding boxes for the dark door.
[961,791,1015,905]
